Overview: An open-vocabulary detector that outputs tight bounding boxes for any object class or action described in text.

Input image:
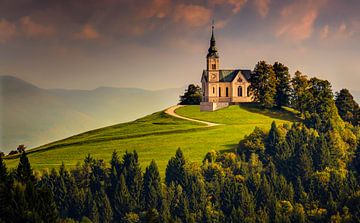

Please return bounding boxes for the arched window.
[226,87,229,97]
[247,86,251,97]
[238,86,243,97]
[213,87,215,94]
[219,87,221,97]
[212,64,216,69]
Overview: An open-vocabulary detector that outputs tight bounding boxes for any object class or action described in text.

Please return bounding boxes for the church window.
[238,86,242,97]
[247,86,251,97]
[226,87,229,97]
[212,64,216,69]
[219,87,221,97]
[213,87,215,94]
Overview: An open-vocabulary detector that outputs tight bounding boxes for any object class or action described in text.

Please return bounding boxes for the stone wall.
[200,102,229,111]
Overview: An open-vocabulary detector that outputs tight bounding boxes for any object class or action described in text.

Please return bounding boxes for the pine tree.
[266,121,282,158]
[122,150,143,210]
[165,148,187,187]
[273,62,291,107]
[112,173,130,221]
[142,160,163,211]
[16,152,35,183]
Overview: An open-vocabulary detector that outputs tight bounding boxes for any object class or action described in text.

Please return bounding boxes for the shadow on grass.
[219,143,238,154]
[238,102,301,123]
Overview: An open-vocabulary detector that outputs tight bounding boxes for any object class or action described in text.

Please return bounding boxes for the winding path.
[165,105,221,127]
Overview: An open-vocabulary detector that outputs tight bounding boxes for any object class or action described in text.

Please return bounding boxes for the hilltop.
[5,104,299,174]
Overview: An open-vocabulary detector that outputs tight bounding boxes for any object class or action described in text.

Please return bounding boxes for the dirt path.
[165,105,221,127]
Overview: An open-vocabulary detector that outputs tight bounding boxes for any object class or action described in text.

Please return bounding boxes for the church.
[200,25,253,111]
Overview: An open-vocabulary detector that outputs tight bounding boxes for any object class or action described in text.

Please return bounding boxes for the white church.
[200,25,253,111]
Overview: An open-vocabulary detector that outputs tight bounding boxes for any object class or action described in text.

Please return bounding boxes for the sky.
[0,0,359,91]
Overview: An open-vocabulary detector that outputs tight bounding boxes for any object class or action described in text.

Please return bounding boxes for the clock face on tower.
[211,73,217,81]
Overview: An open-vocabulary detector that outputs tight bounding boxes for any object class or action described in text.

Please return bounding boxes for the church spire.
[207,20,219,58]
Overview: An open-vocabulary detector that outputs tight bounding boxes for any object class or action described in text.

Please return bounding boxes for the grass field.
[5,104,299,175]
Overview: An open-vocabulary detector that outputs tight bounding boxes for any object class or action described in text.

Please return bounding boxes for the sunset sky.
[0,0,359,91]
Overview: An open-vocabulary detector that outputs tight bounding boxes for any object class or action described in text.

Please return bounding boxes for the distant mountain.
[0,75,183,152]
[350,90,360,103]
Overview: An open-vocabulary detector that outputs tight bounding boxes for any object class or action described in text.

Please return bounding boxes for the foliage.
[251,61,278,108]
[335,89,360,126]
[273,62,291,107]
[180,84,202,105]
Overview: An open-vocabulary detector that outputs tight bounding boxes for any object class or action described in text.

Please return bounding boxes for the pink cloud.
[254,0,270,17]
[137,0,171,19]
[20,16,55,37]
[74,24,101,40]
[210,0,247,14]
[173,4,212,27]
[0,19,16,43]
[276,1,326,42]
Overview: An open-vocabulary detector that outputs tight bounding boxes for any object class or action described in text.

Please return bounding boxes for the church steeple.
[207,21,219,58]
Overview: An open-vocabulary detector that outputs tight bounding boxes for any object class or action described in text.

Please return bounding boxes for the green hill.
[0,75,183,152]
[4,104,299,175]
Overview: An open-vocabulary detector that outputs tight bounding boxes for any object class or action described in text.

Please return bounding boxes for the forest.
[1,61,359,223]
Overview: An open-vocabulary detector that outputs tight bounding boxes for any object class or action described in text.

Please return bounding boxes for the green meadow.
[5,104,298,175]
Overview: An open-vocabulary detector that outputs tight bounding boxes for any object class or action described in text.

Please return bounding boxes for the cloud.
[210,0,247,14]
[320,25,329,40]
[173,4,212,27]
[20,16,55,37]
[276,1,326,42]
[136,0,171,19]
[74,24,101,40]
[254,0,270,17]
[0,19,16,43]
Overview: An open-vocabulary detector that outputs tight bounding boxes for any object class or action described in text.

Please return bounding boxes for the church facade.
[200,26,253,111]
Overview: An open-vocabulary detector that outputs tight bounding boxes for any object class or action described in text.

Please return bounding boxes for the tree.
[17,144,26,153]
[180,84,202,105]
[16,152,35,183]
[122,151,143,211]
[142,160,163,211]
[250,61,278,108]
[165,148,187,187]
[291,71,311,114]
[273,62,291,107]
[335,89,359,126]
[266,121,282,157]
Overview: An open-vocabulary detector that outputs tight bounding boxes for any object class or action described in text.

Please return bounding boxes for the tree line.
[250,61,359,126]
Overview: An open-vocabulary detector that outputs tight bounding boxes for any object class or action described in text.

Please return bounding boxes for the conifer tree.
[122,151,142,210]
[16,152,35,183]
[165,148,187,187]
[142,160,163,211]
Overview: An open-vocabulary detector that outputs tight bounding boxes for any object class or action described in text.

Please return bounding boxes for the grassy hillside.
[0,75,183,152]
[5,105,299,175]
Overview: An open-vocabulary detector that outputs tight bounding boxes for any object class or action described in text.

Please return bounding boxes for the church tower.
[207,23,219,82]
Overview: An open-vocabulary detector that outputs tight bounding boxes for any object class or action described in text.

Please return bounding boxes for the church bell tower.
[207,23,219,82]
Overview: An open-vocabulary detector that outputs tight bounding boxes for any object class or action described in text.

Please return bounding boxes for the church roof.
[219,69,251,82]
[202,69,252,82]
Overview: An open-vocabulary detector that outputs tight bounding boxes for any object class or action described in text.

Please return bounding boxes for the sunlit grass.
[5,105,298,176]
